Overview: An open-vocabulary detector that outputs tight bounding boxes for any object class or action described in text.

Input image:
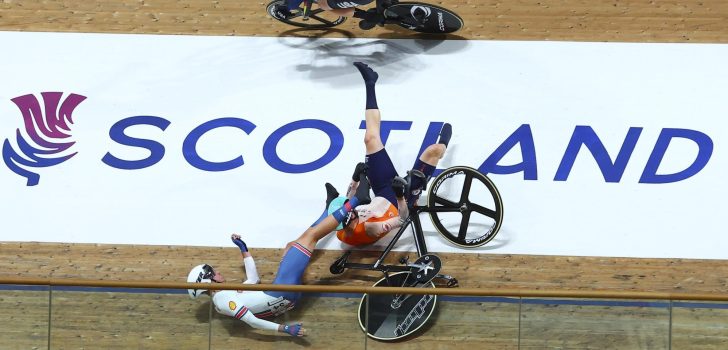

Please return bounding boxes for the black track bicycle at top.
[267,0,464,34]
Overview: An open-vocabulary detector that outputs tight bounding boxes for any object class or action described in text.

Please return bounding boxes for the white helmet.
[187,264,215,299]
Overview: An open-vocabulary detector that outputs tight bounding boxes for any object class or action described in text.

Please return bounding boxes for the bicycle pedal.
[431,274,458,288]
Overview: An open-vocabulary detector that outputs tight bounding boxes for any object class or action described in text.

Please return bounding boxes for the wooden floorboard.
[2,242,728,293]
[2,242,728,348]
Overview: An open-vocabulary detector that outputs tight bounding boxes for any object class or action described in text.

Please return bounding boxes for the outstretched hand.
[231,234,248,253]
[282,323,305,337]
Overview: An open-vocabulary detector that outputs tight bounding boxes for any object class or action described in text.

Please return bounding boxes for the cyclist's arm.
[363,196,408,238]
[396,196,408,221]
[217,296,283,332]
[239,312,304,336]
[238,309,282,331]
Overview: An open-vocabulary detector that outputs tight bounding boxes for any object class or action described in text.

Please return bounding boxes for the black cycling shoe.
[351,162,368,181]
[359,19,377,30]
[273,4,293,19]
[354,7,384,27]
[325,182,339,207]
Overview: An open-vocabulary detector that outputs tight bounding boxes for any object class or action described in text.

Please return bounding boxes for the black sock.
[354,62,379,110]
[364,83,378,110]
[438,123,452,147]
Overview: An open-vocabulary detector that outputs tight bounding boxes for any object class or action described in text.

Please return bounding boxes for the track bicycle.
[329,165,504,340]
[267,0,464,34]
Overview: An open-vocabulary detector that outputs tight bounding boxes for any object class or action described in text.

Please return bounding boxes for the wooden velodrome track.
[2,1,728,349]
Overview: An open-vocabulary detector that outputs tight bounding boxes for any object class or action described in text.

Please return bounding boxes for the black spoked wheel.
[383,2,463,34]
[267,0,347,28]
[357,272,437,341]
[427,166,504,248]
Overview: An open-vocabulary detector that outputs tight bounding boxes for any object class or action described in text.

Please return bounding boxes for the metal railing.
[2,276,727,301]
[2,275,728,349]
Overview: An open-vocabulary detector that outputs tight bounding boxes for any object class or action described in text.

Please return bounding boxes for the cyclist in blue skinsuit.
[328,62,453,247]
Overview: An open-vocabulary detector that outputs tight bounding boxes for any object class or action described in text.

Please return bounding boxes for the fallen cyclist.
[186,177,372,337]
[328,62,452,247]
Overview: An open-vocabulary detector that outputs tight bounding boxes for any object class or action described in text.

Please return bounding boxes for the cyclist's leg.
[418,144,447,166]
[267,205,334,300]
[408,123,451,203]
[366,149,399,206]
[364,109,383,154]
[354,62,399,206]
[296,207,361,253]
[364,109,399,207]
[354,61,381,155]
[267,241,310,301]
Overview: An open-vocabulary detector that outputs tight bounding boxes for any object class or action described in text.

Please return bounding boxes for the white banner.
[1,31,726,259]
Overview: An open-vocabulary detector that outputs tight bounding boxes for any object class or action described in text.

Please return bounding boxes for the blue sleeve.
[287,0,305,9]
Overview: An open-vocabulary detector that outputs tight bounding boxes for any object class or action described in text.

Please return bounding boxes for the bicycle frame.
[332,165,501,289]
[338,203,443,273]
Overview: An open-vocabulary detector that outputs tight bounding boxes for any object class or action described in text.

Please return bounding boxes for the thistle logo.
[2,92,86,186]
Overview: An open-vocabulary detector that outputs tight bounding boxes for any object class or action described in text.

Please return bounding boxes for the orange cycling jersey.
[337,198,398,246]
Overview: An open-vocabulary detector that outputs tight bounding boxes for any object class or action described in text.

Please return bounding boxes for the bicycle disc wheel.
[357,272,437,341]
[427,166,504,248]
[384,2,463,34]
[266,0,347,28]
